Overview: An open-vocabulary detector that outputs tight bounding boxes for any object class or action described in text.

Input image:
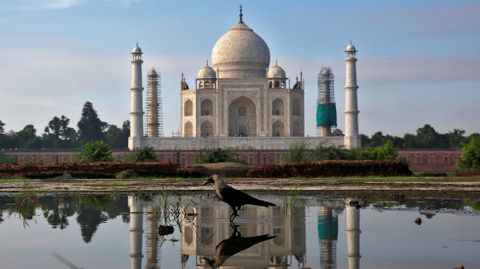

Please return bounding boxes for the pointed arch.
[201,99,213,116]
[184,121,193,137]
[184,99,193,116]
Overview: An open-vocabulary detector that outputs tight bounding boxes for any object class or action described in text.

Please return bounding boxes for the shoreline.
[1,178,480,198]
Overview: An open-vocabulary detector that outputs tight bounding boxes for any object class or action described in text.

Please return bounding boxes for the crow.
[203,224,275,268]
[203,174,276,220]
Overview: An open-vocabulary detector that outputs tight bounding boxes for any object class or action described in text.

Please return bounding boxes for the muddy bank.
[1,178,480,199]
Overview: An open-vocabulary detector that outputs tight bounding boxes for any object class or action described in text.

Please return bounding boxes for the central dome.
[211,20,270,79]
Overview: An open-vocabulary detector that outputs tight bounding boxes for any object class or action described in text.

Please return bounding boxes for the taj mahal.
[128,8,360,151]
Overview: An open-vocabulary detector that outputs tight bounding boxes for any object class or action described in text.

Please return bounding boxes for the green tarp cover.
[316,103,337,127]
[318,215,338,240]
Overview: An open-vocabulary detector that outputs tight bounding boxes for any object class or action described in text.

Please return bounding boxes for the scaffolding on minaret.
[146,68,163,137]
[316,67,337,137]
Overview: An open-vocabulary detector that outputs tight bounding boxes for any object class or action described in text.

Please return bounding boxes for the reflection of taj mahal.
[127,195,361,269]
[128,7,361,150]
[181,201,306,268]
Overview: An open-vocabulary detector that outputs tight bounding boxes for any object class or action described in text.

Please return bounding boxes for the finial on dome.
[239,5,243,23]
[275,59,278,66]
[206,59,209,66]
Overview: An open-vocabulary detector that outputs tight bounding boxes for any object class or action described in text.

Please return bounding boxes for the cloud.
[45,0,84,10]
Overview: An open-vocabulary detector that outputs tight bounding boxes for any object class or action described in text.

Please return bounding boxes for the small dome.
[132,42,142,54]
[197,64,216,79]
[346,41,356,52]
[267,64,286,79]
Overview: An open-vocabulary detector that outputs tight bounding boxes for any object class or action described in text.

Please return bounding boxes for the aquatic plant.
[12,181,39,227]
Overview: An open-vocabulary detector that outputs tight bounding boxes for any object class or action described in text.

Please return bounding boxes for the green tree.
[44,115,78,148]
[77,102,106,144]
[76,141,114,163]
[445,129,466,148]
[0,120,4,134]
[459,134,480,170]
[15,124,42,149]
[105,122,129,149]
[415,124,448,148]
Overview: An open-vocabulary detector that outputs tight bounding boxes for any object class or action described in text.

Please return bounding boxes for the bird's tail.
[248,197,276,207]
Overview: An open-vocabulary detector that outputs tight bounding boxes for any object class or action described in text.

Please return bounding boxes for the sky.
[0,0,479,137]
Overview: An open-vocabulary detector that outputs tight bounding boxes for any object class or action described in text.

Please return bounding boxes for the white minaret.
[129,43,145,150]
[345,200,361,269]
[128,195,144,269]
[344,41,361,148]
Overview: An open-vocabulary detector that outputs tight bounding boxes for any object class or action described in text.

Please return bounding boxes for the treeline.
[0,102,129,150]
[361,124,477,149]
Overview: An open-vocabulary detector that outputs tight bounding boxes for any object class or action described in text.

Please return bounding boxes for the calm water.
[0,193,479,269]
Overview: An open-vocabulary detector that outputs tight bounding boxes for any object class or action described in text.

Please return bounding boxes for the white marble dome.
[267,64,286,79]
[132,43,142,54]
[346,41,356,52]
[211,21,270,79]
[197,64,216,79]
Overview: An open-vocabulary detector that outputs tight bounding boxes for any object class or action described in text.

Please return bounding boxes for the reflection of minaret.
[345,200,361,269]
[128,196,144,269]
[318,206,338,269]
[146,206,159,269]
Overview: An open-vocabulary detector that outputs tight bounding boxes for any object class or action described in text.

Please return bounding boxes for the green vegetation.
[458,134,480,170]
[126,147,158,162]
[0,152,13,163]
[282,142,308,163]
[0,102,129,150]
[76,141,114,163]
[361,124,471,149]
[195,148,241,164]
[282,140,403,163]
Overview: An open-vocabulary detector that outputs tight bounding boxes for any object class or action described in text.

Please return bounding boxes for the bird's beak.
[203,176,214,186]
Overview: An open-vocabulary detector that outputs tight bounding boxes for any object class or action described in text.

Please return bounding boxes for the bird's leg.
[229,211,237,222]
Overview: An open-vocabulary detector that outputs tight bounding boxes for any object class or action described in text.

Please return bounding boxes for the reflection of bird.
[203,225,275,268]
[204,174,276,220]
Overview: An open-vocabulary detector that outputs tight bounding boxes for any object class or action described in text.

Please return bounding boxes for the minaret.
[146,68,160,137]
[317,67,337,137]
[128,195,144,269]
[129,43,145,150]
[345,200,361,269]
[344,41,361,148]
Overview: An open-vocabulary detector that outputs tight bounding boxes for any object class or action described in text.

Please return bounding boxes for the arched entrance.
[228,96,256,137]
[272,121,285,137]
[201,121,213,137]
[184,121,193,137]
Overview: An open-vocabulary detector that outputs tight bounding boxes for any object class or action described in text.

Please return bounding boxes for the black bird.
[204,174,276,220]
[203,225,275,268]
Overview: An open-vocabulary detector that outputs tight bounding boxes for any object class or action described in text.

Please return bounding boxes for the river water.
[0,193,479,269]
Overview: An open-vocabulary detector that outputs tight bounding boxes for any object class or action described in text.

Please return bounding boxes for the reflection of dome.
[197,64,216,79]
[132,42,142,54]
[211,20,270,79]
[267,63,286,79]
[346,41,356,52]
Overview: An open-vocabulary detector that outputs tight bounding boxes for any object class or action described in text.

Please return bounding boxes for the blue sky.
[0,0,479,136]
